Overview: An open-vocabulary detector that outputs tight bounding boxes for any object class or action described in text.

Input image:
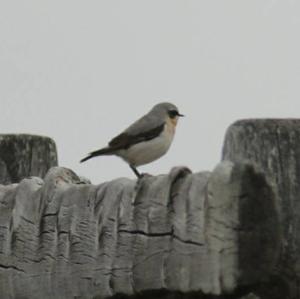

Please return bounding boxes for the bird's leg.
[130,165,142,178]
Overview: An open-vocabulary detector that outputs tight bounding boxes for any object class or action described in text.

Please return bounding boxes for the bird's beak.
[178,113,185,117]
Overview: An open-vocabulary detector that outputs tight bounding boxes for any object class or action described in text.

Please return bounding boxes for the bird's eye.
[168,110,178,119]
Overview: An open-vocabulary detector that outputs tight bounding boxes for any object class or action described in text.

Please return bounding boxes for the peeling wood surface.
[0,161,279,299]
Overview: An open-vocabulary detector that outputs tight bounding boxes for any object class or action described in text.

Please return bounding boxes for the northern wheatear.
[80,102,184,178]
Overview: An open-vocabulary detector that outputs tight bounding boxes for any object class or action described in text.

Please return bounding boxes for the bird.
[80,102,184,178]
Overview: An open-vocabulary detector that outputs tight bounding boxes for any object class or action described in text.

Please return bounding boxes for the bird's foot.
[139,172,152,179]
[134,173,153,192]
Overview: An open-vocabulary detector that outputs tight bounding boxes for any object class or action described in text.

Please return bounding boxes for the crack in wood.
[118,229,203,247]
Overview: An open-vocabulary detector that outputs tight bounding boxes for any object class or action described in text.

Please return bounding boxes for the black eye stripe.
[168,110,178,118]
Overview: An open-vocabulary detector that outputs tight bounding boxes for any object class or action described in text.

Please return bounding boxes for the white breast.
[117,122,175,167]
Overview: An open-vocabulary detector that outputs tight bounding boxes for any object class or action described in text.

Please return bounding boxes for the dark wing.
[108,123,165,150]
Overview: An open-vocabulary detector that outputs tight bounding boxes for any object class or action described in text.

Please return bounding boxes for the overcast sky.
[0,1,299,183]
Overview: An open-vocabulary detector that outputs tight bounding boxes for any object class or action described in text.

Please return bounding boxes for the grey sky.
[0,1,299,183]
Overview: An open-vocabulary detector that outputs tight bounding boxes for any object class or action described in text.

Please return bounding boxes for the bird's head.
[152,102,184,126]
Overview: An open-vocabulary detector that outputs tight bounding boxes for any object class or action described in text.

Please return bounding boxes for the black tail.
[80,147,113,163]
